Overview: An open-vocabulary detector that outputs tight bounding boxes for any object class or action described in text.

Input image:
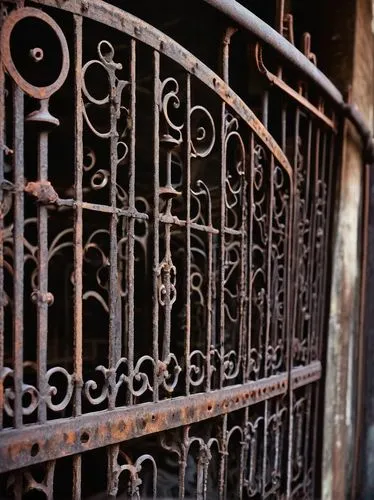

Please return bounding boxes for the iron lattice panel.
[0,1,336,498]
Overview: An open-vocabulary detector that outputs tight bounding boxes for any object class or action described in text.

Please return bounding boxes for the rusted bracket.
[24,180,74,208]
[24,180,59,204]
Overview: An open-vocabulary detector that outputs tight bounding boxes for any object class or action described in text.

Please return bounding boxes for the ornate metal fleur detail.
[157,258,177,308]
[2,366,39,418]
[108,445,157,499]
[83,356,153,404]
[244,416,264,496]
[160,77,184,146]
[82,40,129,138]
[1,362,74,418]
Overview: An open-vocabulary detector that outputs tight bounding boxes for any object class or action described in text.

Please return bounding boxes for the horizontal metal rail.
[202,0,374,160]
[0,362,321,473]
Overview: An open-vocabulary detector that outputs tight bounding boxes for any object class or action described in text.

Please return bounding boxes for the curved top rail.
[202,0,374,159]
[203,0,344,106]
[31,0,293,178]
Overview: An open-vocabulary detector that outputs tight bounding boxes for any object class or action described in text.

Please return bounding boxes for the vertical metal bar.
[275,0,285,34]
[281,104,287,152]
[72,14,83,500]
[219,31,230,391]
[238,413,246,500]
[307,127,320,357]
[303,384,312,493]
[245,132,254,383]
[196,447,204,500]
[0,38,5,430]
[73,13,83,421]
[14,471,23,500]
[12,85,24,429]
[35,125,50,424]
[185,73,191,396]
[309,127,321,497]
[308,127,321,368]
[179,427,188,499]
[162,223,172,360]
[311,382,320,499]
[284,152,295,500]
[46,460,56,500]
[206,200,213,392]
[262,155,274,496]
[72,454,81,500]
[312,130,327,353]
[218,414,227,499]
[286,107,300,497]
[317,132,334,358]
[106,35,123,496]
[105,41,123,497]
[262,91,269,127]
[152,50,160,402]
[304,120,313,221]
[298,118,313,364]
[222,31,230,84]
[274,398,282,489]
[107,443,119,498]
[219,101,226,389]
[238,150,248,384]
[108,53,120,410]
[161,140,173,362]
[126,39,136,404]
[291,106,300,343]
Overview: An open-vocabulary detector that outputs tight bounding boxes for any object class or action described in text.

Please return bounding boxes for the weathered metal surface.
[0,362,321,474]
[254,44,337,131]
[1,7,69,99]
[204,0,374,160]
[203,0,344,104]
[32,0,293,175]
[0,0,339,498]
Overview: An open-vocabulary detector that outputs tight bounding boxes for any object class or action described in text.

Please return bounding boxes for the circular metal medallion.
[1,7,70,99]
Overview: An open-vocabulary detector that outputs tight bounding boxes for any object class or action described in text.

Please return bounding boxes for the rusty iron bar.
[219,100,226,390]
[202,0,342,102]
[202,0,374,159]
[185,73,192,396]
[72,14,83,500]
[12,84,24,429]
[0,362,321,474]
[0,16,4,432]
[254,44,337,131]
[152,49,160,403]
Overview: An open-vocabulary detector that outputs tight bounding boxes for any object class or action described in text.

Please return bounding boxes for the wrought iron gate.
[0,0,338,498]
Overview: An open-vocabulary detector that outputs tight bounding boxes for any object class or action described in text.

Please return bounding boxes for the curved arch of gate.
[0,2,332,499]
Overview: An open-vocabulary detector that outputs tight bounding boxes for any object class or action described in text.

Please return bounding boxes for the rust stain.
[24,180,59,204]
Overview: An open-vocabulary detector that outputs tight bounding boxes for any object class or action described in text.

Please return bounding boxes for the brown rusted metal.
[1,7,69,99]
[0,1,340,498]
[0,362,321,474]
[254,43,337,131]
[24,180,59,205]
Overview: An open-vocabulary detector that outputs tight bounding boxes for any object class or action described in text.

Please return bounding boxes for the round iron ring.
[0,7,70,99]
